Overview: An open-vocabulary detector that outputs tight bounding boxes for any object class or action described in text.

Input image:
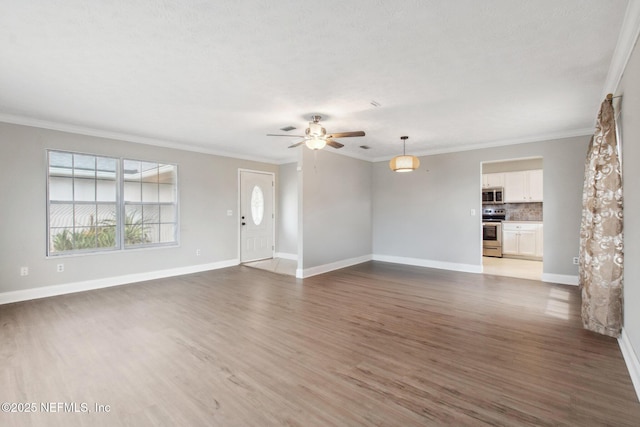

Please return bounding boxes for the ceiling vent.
[280,126,296,132]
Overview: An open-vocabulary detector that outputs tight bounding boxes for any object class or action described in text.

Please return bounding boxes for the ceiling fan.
[267,115,365,150]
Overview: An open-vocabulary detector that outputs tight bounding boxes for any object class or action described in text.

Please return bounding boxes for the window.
[251,185,264,225]
[47,151,178,255]
[48,152,119,254]
[123,160,178,247]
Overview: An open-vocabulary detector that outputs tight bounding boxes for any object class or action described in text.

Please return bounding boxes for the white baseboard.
[296,254,372,278]
[541,273,579,286]
[619,328,640,402]
[372,254,483,274]
[0,259,239,305]
[275,252,298,261]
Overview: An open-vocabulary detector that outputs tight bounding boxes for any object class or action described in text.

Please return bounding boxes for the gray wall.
[618,38,640,363]
[301,149,372,269]
[277,162,298,256]
[483,157,543,173]
[373,135,590,274]
[0,122,277,293]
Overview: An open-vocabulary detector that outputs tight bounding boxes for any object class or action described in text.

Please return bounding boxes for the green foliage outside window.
[52,211,150,252]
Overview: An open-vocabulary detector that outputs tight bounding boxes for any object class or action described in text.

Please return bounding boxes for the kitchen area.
[482,158,543,280]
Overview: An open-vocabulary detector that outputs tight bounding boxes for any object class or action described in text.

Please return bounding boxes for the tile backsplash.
[505,202,543,221]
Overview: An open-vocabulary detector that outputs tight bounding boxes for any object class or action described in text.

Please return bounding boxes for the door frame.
[237,168,276,263]
[480,157,544,275]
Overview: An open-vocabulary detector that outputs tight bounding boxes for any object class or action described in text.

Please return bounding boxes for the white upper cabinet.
[528,169,543,201]
[504,170,543,203]
[504,172,526,201]
[482,172,505,189]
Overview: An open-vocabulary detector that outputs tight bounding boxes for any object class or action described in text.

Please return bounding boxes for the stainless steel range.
[482,207,506,257]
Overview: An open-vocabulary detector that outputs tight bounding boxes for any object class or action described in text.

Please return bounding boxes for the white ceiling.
[0,0,631,163]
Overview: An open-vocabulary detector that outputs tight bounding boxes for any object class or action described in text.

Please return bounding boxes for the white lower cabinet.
[502,222,542,260]
[502,229,519,254]
[517,230,537,257]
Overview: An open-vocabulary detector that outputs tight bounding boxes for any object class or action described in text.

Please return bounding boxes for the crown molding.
[0,113,280,165]
[603,0,640,94]
[371,128,593,162]
[2,113,593,166]
[0,113,375,165]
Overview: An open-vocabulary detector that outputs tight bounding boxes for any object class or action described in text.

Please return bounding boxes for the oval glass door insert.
[251,185,264,225]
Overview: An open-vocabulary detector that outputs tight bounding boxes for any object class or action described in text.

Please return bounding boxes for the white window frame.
[46,150,179,256]
[121,158,180,250]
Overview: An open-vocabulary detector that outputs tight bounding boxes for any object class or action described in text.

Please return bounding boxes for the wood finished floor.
[1,261,639,426]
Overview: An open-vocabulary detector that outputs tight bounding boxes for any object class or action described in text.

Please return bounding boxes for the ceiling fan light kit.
[305,137,327,150]
[267,115,365,151]
[390,136,420,172]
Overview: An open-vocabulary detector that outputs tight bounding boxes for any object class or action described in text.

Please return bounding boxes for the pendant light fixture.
[389,136,420,172]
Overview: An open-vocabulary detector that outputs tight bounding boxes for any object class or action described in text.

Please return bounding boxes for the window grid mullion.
[119,158,125,250]
[71,153,76,248]
[93,156,98,248]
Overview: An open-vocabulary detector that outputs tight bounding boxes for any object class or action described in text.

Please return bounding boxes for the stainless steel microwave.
[482,187,504,204]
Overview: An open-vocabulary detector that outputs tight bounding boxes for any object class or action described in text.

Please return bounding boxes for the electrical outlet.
[20,267,29,276]
[227,210,233,216]
[196,249,201,256]
[57,263,64,273]
[470,209,476,216]
[572,257,579,265]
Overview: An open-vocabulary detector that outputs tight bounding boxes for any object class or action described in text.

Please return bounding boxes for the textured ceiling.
[0,0,629,163]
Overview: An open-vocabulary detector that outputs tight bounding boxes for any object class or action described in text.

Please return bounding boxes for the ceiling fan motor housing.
[307,122,326,137]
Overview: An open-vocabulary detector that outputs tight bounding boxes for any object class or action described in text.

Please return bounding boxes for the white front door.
[240,170,274,263]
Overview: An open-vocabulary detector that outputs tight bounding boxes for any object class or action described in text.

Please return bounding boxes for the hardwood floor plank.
[1,261,639,426]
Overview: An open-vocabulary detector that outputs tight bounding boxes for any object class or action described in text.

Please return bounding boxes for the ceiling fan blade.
[327,131,365,138]
[288,141,305,148]
[326,139,344,149]
[267,134,306,138]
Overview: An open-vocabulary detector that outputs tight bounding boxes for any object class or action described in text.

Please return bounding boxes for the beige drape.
[579,96,623,338]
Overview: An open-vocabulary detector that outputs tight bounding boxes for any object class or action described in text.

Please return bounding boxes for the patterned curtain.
[579,95,623,338]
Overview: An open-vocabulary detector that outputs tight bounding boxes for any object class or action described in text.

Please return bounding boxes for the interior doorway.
[239,170,274,263]
[481,157,544,281]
